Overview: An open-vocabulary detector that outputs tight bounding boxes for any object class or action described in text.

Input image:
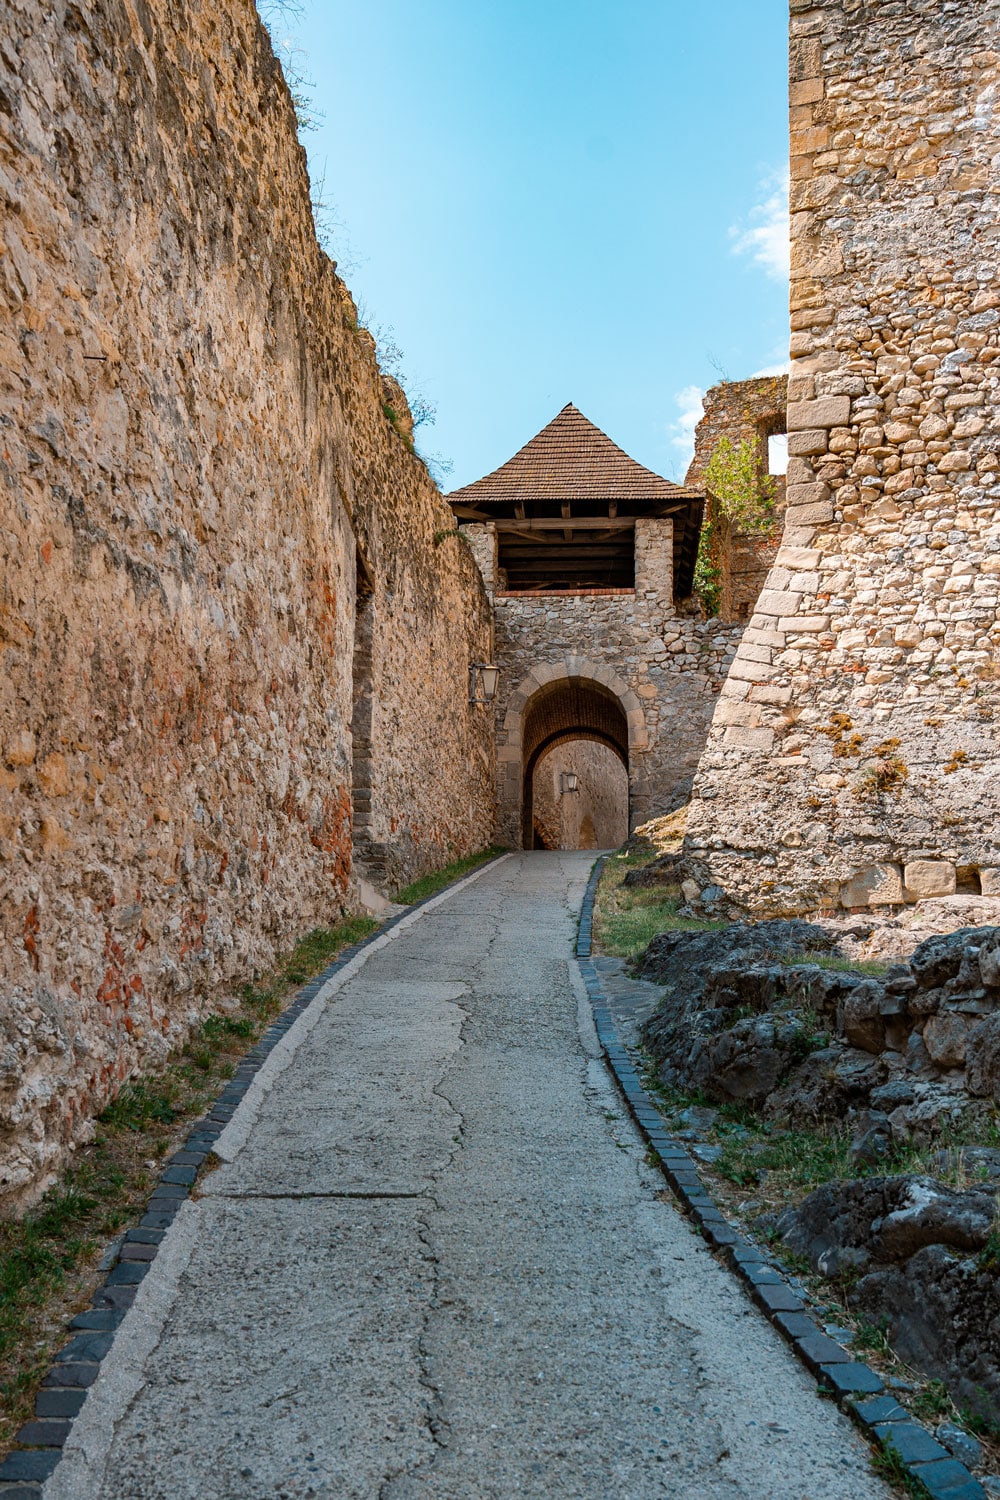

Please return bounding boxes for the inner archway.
[521,678,630,848]
[531,739,629,850]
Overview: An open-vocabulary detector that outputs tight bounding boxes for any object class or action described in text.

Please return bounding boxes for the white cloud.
[752,360,792,378]
[731,172,790,282]
[667,385,706,477]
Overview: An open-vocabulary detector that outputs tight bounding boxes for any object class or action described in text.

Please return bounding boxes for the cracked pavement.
[45,852,892,1500]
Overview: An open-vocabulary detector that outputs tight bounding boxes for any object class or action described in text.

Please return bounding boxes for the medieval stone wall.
[686,0,1000,916]
[686,377,789,624]
[0,0,493,1206]
[464,522,744,843]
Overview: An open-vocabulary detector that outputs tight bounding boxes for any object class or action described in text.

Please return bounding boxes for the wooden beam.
[495,517,637,533]
[502,556,631,571]
[499,530,627,548]
[561,501,572,542]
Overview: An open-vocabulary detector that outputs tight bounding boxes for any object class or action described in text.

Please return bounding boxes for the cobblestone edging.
[0,856,508,1499]
[576,857,986,1500]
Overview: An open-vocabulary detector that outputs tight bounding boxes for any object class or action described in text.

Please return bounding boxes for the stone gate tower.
[448,404,743,847]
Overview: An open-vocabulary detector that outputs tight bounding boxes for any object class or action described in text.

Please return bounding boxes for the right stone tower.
[685,0,1000,916]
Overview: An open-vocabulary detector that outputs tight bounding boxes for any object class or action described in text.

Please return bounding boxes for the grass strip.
[593,846,723,959]
[0,912,377,1458]
[394,846,505,906]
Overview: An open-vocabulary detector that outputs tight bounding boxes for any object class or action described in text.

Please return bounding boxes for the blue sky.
[265,1,789,488]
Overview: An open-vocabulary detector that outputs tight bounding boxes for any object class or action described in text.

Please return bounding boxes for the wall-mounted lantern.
[560,771,580,794]
[468,662,500,705]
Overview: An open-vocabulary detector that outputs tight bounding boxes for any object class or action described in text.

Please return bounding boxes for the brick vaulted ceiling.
[522,680,629,773]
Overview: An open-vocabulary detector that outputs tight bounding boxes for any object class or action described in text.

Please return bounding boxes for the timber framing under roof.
[446,404,704,595]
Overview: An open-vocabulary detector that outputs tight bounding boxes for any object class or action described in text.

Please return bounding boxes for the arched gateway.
[498,661,644,847]
[446,403,744,849]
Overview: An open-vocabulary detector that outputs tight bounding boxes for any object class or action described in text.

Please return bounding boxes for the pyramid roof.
[445,404,701,506]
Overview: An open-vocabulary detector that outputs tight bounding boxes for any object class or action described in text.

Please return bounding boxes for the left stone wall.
[0,0,494,1206]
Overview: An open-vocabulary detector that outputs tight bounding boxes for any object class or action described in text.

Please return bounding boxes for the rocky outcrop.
[772,1176,1000,1424]
[641,917,1000,1421]
[642,925,1000,1140]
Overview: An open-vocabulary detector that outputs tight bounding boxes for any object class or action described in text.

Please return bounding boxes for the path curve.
[45,852,891,1500]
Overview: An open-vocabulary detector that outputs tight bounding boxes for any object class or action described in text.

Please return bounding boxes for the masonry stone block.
[787,397,852,431]
[756,590,804,617]
[903,861,957,902]
[784,501,835,527]
[841,866,905,910]
[785,483,830,508]
[787,430,832,457]
[723,727,775,753]
[778,615,829,633]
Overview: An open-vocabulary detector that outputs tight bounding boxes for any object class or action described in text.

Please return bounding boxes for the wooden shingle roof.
[445,404,701,506]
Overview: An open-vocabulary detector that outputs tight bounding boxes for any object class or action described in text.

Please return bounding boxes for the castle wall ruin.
[686,376,789,625]
[686,0,1000,916]
[0,0,494,1206]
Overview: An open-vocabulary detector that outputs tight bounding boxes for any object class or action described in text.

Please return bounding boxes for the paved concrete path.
[47,853,891,1500]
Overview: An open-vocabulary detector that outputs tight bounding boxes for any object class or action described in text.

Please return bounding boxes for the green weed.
[716,1128,854,1191]
[978,1226,1000,1274]
[394,847,504,906]
[0,907,384,1460]
[98,1082,178,1132]
[912,1380,952,1422]
[783,951,891,978]
[853,1318,892,1355]
[871,1440,929,1497]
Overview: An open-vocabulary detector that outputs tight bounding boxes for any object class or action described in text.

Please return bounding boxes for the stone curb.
[577,856,986,1500]
[0,853,508,1498]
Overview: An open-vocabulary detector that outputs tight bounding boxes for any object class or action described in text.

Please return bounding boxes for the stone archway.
[496,659,647,848]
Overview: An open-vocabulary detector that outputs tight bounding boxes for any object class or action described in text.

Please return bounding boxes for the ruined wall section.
[686,0,1000,916]
[0,0,493,1205]
[686,377,789,624]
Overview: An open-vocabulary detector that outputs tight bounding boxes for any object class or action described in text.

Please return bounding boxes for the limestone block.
[776,548,822,570]
[980,869,1000,897]
[727,658,774,683]
[778,615,830,633]
[714,701,762,728]
[784,501,835,526]
[723,726,775,752]
[785,482,831,507]
[903,861,957,902]
[840,865,904,909]
[787,397,851,431]
[749,684,793,705]
[790,78,824,106]
[756,590,803,617]
[787,430,831,456]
